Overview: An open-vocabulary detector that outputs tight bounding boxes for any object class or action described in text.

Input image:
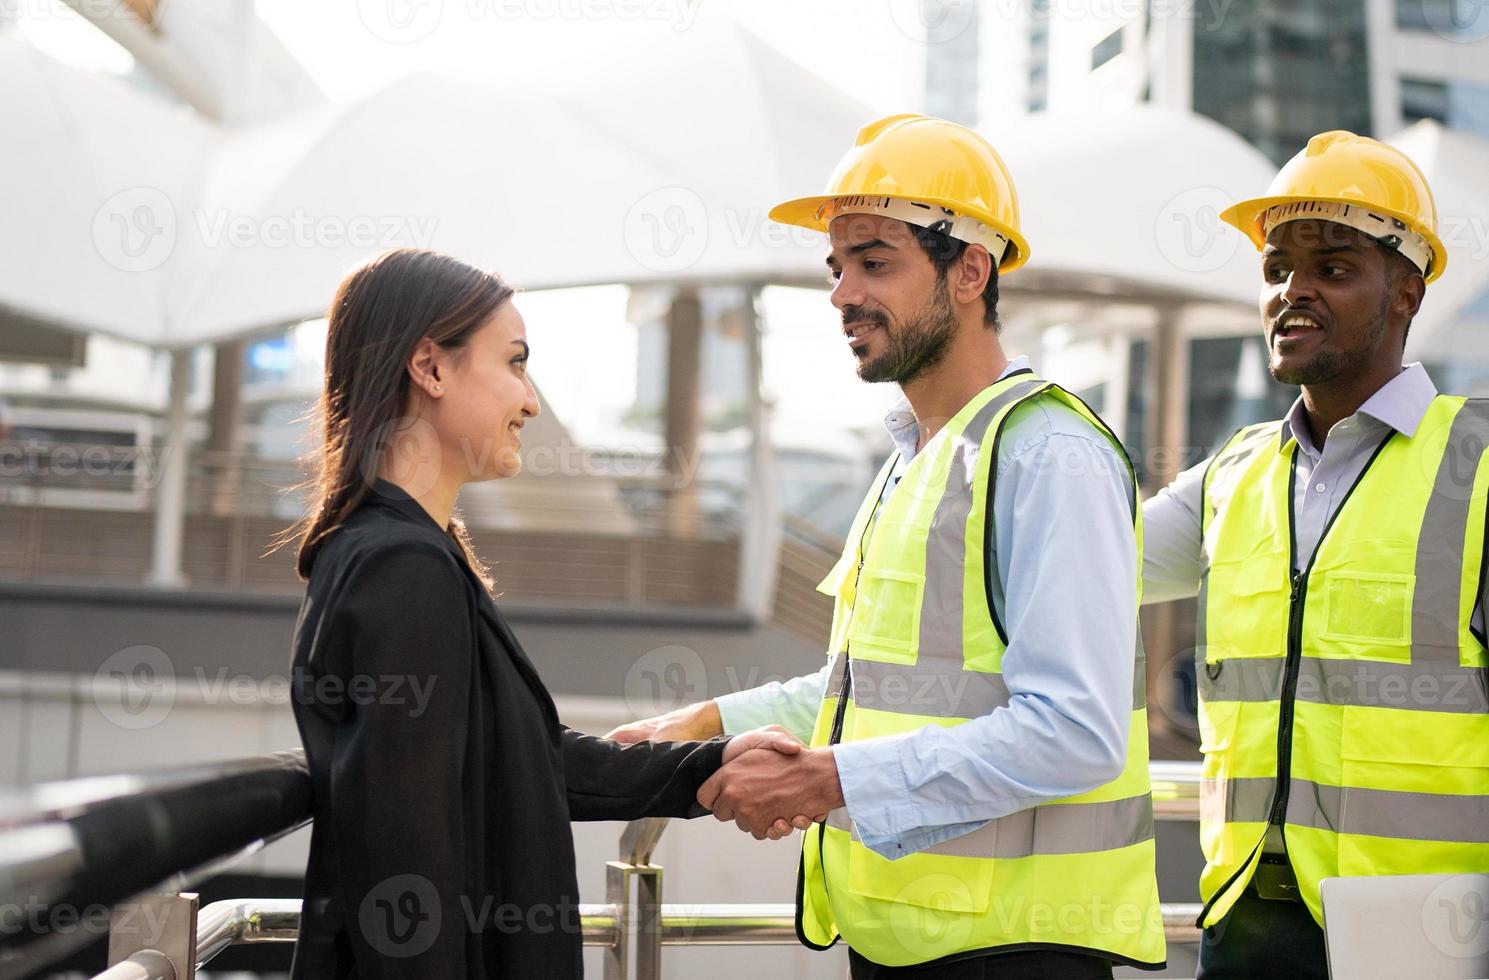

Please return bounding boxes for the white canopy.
[7,13,1484,353]
[995,106,1277,306]
[0,18,872,349]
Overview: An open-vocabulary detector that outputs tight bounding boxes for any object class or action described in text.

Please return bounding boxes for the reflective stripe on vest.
[1195,396,1489,930]
[797,374,1166,970]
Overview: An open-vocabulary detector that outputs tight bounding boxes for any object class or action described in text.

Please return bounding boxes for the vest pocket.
[1338,709,1489,874]
[847,569,925,665]
[847,846,995,915]
[1198,704,1245,866]
[1319,570,1414,655]
[1203,556,1289,662]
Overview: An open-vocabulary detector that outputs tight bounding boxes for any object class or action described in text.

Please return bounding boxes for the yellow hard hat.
[1220,130,1446,283]
[769,113,1030,273]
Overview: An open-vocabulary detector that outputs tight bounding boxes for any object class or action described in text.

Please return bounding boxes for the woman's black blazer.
[288,479,726,978]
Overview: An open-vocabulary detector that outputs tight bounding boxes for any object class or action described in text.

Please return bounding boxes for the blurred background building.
[3,0,1488,976]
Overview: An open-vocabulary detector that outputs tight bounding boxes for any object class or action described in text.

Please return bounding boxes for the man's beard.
[855,280,959,385]
[1268,296,1388,386]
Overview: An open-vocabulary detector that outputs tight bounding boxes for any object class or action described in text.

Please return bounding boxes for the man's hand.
[605,700,723,743]
[698,746,843,841]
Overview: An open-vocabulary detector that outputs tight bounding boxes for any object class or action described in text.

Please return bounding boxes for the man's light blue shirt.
[715,357,1140,858]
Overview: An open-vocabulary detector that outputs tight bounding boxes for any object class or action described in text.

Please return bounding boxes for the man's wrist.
[808,747,845,810]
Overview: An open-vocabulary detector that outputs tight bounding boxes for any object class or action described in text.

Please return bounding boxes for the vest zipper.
[1267,569,1306,830]
[1193,431,1395,929]
[827,559,861,748]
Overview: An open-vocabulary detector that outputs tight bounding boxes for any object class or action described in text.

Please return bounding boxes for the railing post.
[104,892,199,980]
[604,818,668,980]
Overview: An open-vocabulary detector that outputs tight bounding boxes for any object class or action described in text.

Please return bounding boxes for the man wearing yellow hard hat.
[1143,131,1488,978]
[610,115,1166,976]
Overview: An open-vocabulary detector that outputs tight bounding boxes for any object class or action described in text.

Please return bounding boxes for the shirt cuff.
[832,735,918,857]
[713,689,774,737]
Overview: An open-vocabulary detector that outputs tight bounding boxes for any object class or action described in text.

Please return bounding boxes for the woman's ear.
[407,337,445,398]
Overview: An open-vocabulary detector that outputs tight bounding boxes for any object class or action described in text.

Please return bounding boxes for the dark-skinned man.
[608,115,1166,978]
[1142,130,1489,978]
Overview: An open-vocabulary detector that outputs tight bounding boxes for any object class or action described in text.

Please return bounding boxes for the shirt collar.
[883,355,1034,462]
[367,478,446,530]
[1279,362,1438,456]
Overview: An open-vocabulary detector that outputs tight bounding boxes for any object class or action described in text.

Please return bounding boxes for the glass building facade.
[1192,0,1373,165]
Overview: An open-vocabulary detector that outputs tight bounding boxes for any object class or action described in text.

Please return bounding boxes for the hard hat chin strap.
[820,195,1012,267]
[1263,201,1433,278]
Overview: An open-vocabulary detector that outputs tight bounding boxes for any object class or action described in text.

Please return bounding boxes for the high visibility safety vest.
[796,372,1166,970]
[1196,396,1489,929]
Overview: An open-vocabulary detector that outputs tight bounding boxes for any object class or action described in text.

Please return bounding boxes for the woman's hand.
[604,700,722,743]
[721,724,804,764]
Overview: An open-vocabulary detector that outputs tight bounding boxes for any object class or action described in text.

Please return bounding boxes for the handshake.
[606,706,844,841]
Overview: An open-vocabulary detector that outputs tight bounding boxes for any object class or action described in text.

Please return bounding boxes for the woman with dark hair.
[285,248,794,978]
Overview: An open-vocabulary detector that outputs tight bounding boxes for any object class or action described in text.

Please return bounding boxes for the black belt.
[1247,852,1304,903]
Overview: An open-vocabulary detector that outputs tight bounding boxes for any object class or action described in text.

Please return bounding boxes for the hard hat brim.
[769,193,1031,273]
[1220,194,1446,283]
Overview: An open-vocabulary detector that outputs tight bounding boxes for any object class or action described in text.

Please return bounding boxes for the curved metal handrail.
[182,897,1205,965]
[2,753,1204,979]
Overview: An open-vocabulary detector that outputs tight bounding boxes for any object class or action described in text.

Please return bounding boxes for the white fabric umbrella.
[2,17,874,349]
[993,106,1279,306]
[0,36,215,347]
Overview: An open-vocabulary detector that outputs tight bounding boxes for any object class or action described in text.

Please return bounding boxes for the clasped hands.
[706,725,845,840]
[607,706,842,841]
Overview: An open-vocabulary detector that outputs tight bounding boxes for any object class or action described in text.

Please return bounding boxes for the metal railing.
[0,751,1204,980]
[0,449,750,606]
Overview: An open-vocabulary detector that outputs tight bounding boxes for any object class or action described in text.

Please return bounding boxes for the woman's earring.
[433,384,442,393]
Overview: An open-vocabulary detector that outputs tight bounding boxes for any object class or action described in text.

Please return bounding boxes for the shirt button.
[1315,482,1327,493]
